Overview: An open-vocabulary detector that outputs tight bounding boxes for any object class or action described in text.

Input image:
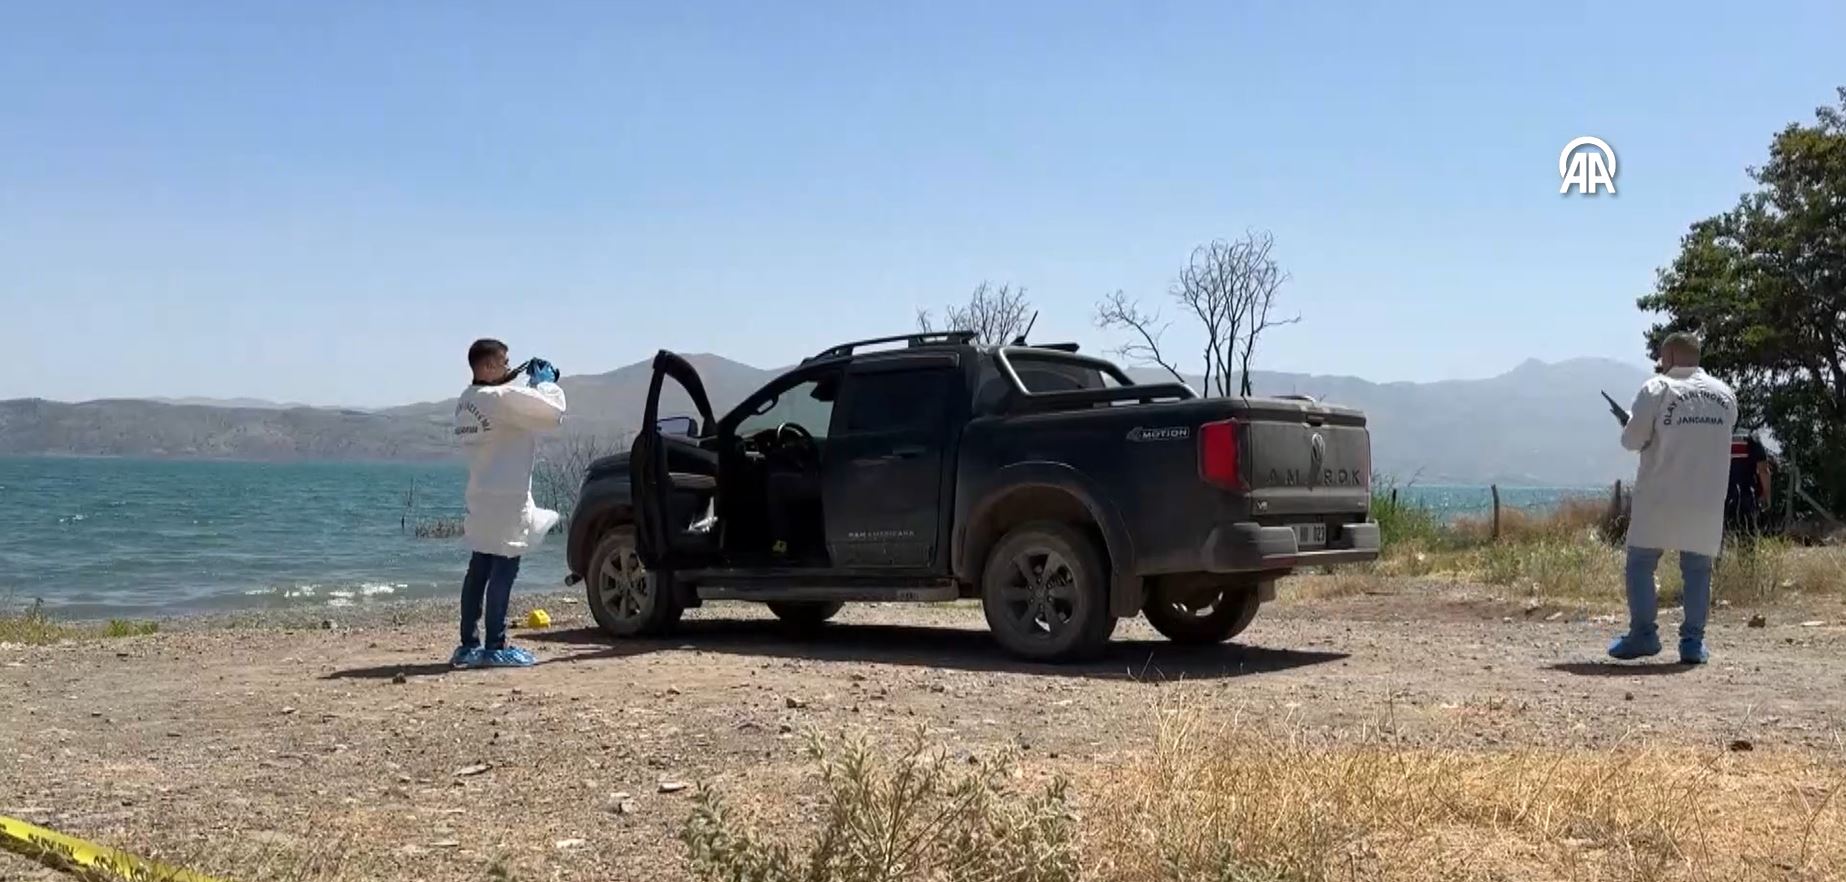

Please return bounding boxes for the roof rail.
[805,331,978,362]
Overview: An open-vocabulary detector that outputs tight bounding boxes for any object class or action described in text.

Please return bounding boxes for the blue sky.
[3,0,1841,407]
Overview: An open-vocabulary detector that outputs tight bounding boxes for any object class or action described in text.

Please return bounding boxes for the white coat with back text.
[453,381,568,557]
[1620,367,1737,557]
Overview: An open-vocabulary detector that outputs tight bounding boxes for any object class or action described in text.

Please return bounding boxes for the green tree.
[1639,88,1846,513]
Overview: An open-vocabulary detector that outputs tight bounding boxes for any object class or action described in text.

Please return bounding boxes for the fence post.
[1390,488,1399,512]
[1786,461,1798,525]
[1491,484,1502,541]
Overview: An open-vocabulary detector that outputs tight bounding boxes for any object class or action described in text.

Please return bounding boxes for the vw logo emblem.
[1308,433,1326,485]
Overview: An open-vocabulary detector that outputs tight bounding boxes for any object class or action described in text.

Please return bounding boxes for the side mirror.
[656,415,698,437]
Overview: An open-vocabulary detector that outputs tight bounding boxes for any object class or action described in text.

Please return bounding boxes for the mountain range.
[0,353,1652,486]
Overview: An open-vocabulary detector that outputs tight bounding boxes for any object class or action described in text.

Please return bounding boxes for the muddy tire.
[586,527,682,637]
[767,601,845,629]
[1143,581,1264,644]
[980,521,1116,662]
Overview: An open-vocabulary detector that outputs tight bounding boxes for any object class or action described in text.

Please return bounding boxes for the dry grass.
[1467,538,1628,602]
[683,708,1846,882]
[1087,704,1846,882]
[1717,541,1846,603]
[683,729,1080,882]
[1,816,367,882]
[1787,545,1846,593]
[1359,495,1846,609]
[1454,538,1846,608]
[0,598,158,646]
[23,708,1846,882]
[1281,569,1397,603]
[1449,496,1615,545]
[0,598,66,644]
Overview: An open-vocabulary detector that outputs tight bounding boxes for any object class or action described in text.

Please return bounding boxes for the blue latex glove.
[526,359,560,386]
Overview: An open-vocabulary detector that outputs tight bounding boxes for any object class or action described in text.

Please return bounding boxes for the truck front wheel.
[1143,580,1264,644]
[980,522,1116,662]
[586,527,683,638]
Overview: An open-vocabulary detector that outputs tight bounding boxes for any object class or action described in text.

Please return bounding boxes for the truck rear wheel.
[980,522,1116,662]
[767,601,844,629]
[586,527,683,637]
[1143,581,1264,644]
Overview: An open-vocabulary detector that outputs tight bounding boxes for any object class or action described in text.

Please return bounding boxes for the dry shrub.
[1468,539,1627,602]
[533,432,630,522]
[1374,541,1443,579]
[1714,539,1791,605]
[0,597,161,645]
[1716,540,1846,601]
[1370,486,1442,548]
[1445,537,1846,610]
[1451,497,1612,545]
[1784,545,1846,593]
[0,597,64,644]
[1279,571,1382,604]
[682,729,1080,882]
[412,517,464,539]
[1089,704,1846,882]
[1427,499,1846,610]
[1709,540,1846,605]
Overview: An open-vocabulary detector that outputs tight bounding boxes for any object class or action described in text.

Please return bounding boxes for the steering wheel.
[775,421,814,449]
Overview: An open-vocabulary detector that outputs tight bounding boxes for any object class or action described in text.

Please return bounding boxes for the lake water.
[0,457,566,618]
[0,457,1599,616]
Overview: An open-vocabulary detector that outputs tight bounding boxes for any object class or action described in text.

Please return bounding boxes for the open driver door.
[631,350,722,573]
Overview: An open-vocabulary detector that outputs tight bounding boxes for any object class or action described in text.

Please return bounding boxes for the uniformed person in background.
[1724,432,1773,536]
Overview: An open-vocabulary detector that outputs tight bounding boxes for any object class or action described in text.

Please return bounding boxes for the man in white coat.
[450,338,567,668]
[1612,332,1737,665]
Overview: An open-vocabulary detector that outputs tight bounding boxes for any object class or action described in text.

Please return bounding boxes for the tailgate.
[1239,399,1371,517]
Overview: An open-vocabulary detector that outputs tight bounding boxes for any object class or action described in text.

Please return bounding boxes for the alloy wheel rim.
[598,547,650,620]
[1169,593,1223,619]
[999,547,1078,639]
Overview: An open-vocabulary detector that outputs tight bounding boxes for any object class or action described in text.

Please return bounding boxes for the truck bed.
[958,393,1375,579]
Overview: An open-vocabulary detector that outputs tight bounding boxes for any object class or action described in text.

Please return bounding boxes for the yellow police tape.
[0,813,225,882]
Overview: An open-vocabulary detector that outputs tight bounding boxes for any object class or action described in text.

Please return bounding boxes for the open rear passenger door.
[632,350,721,572]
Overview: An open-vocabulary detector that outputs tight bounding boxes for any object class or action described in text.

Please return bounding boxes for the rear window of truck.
[974,354,1123,413]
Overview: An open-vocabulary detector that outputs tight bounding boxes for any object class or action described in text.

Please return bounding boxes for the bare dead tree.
[1095,230,1296,397]
[534,431,630,527]
[1094,291,1187,385]
[1176,239,1245,397]
[1234,235,1299,395]
[917,282,1033,345]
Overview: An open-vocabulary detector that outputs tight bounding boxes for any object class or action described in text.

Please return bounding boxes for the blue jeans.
[1624,547,1712,642]
[460,552,522,650]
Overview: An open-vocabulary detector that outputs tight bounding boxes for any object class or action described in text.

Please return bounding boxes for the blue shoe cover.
[449,645,482,669]
[480,646,536,668]
[1678,639,1709,665]
[1607,631,1662,660]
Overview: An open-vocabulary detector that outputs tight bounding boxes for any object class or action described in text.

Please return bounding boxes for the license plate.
[1293,522,1327,549]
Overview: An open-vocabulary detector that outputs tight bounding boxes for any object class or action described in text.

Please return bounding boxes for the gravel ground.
[4,581,1844,881]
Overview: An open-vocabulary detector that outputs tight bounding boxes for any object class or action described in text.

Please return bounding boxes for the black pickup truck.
[565,332,1377,661]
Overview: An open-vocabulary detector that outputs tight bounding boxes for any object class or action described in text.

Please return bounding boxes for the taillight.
[1199,419,1242,489]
